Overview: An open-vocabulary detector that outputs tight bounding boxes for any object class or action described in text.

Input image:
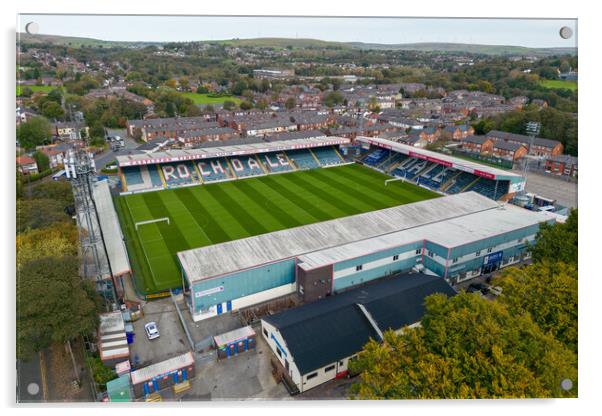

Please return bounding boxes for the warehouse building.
[178,192,556,322]
[261,273,457,393]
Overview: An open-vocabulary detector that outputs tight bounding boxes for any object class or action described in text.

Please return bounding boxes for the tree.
[350,292,577,399]
[285,97,296,110]
[31,180,74,208]
[41,101,65,120]
[223,100,236,111]
[256,99,268,110]
[231,80,248,96]
[531,209,577,265]
[32,150,50,172]
[16,199,70,233]
[323,91,344,108]
[497,262,577,353]
[17,223,79,268]
[17,117,52,149]
[239,101,253,110]
[559,61,571,74]
[17,256,100,360]
[86,356,117,391]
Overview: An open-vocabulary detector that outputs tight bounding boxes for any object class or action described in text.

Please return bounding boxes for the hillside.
[347,41,577,56]
[17,33,159,48]
[17,33,577,56]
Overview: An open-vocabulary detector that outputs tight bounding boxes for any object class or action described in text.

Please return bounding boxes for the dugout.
[130,352,195,398]
[214,326,256,360]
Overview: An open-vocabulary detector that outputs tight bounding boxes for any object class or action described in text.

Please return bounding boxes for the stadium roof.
[356,136,524,182]
[263,273,457,375]
[116,136,349,167]
[179,192,499,283]
[297,201,555,270]
[93,179,131,276]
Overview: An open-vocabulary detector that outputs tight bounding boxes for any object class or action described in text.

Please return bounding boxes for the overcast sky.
[18,15,577,48]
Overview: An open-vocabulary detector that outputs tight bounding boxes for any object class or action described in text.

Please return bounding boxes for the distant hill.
[17,33,576,56]
[17,33,159,48]
[207,37,351,49]
[347,41,577,56]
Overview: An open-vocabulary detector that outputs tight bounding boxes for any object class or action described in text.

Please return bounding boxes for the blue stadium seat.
[312,146,343,166]
[467,178,509,200]
[363,149,388,166]
[446,172,478,194]
[261,152,294,173]
[197,158,232,182]
[286,149,320,170]
[122,166,143,187]
[159,161,200,188]
[228,155,264,178]
[148,165,163,188]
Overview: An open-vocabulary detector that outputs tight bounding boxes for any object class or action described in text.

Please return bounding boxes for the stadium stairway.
[440,171,462,192]
[226,158,239,179]
[308,148,323,167]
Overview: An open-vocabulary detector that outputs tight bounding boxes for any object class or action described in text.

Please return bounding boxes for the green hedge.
[23,169,53,183]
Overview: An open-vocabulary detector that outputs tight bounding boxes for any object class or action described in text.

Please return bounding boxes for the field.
[115,164,440,293]
[16,84,57,96]
[539,80,578,91]
[179,92,242,105]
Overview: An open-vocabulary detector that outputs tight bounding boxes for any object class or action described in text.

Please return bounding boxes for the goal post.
[135,217,170,231]
[385,177,405,186]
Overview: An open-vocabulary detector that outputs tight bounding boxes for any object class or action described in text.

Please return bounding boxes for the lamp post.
[521,121,541,194]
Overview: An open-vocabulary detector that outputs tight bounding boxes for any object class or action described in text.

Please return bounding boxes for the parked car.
[144,322,160,340]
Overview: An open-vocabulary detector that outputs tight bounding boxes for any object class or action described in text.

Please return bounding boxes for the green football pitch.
[114,163,440,294]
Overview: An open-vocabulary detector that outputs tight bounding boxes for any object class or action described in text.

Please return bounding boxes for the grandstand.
[160,161,200,188]
[286,149,321,170]
[356,136,524,201]
[197,159,233,182]
[311,146,344,166]
[116,136,350,193]
[261,152,293,173]
[229,155,265,178]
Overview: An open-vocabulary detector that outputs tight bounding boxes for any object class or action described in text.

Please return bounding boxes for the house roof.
[461,135,491,145]
[486,130,561,149]
[492,140,526,152]
[263,273,457,375]
[16,155,36,165]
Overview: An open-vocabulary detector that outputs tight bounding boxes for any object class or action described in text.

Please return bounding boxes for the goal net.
[135,217,170,231]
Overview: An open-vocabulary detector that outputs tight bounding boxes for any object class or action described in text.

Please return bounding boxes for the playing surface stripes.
[115,163,440,293]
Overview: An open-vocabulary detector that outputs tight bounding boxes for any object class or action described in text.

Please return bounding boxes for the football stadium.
[114,135,544,321]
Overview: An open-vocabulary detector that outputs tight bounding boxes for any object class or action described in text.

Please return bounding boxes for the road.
[95,128,139,170]
[16,352,46,403]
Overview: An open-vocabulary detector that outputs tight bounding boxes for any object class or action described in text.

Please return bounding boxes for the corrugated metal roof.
[213,326,256,347]
[178,192,497,283]
[130,352,195,385]
[117,137,349,167]
[298,203,555,270]
[93,180,131,276]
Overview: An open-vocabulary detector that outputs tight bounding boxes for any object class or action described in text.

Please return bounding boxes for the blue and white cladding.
[332,242,422,291]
